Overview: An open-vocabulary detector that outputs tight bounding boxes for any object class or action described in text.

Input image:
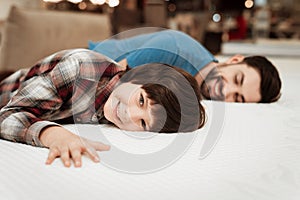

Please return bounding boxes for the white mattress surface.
[1,54,300,200]
[222,39,300,57]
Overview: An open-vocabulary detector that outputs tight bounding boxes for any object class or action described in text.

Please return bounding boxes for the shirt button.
[76,117,81,122]
[91,114,98,122]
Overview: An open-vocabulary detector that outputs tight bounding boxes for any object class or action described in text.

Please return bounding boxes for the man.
[89,29,281,103]
[0,49,205,167]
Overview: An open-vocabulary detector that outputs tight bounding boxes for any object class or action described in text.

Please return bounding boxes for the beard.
[200,67,224,101]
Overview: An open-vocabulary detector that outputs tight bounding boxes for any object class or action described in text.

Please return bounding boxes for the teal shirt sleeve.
[90,30,218,76]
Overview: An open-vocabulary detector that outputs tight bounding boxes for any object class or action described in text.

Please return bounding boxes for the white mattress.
[1,55,300,200]
[222,39,300,57]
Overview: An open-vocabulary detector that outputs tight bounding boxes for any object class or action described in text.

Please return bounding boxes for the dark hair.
[119,63,206,133]
[242,56,282,103]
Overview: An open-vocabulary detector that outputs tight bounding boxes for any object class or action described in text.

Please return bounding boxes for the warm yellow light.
[43,0,62,2]
[107,0,119,7]
[245,0,254,8]
[67,0,83,3]
[78,2,87,9]
[90,0,106,5]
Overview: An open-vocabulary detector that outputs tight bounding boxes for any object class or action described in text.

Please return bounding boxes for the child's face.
[104,82,155,131]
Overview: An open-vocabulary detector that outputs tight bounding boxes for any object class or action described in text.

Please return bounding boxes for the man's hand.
[39,126,110,167]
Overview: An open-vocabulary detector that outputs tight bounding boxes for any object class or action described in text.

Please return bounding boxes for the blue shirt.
[89,30,218,76]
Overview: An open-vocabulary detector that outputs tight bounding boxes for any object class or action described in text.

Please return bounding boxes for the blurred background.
[0,0,300,55]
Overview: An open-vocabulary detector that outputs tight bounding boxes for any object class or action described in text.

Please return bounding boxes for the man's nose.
[223,83,240,99]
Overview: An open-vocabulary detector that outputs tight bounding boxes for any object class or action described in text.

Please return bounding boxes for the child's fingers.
[45,137,109,167]
[81,139,110,162]
[46,147,60,165]
[85,147,100,163]
[60,147,71,167]
[69,147,82,167]
[90,140,111,151]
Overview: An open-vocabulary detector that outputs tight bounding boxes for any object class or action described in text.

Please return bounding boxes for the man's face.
[200,63,261,103]
[104,82,156,131]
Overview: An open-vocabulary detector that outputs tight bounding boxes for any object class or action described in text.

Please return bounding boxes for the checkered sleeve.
[0,49,122,147]
[0,51,83,147]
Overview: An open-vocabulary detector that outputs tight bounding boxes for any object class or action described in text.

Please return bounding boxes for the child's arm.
[0,50,117,166]
[40,126,110,167]
[0,55,80,146]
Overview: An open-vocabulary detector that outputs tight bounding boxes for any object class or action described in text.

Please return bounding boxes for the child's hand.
[39,126,110,167]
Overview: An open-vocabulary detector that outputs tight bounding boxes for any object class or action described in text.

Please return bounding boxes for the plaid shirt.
[0,49,124,147]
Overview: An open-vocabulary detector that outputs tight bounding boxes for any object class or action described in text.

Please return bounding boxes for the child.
[0,49,205,167]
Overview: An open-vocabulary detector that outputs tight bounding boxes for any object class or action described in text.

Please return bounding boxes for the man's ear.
[225,54,245,64]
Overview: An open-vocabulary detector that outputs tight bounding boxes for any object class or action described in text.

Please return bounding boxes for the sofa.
[0,6,111,72]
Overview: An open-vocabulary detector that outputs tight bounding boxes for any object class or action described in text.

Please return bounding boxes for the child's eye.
[139,93,144,106]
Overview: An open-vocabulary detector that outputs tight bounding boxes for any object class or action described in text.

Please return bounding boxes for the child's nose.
[128,105,144,122]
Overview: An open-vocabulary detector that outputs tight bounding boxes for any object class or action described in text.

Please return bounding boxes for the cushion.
[0,6,111,71]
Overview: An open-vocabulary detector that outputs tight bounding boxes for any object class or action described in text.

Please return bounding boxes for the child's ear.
[225,54,245,64]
